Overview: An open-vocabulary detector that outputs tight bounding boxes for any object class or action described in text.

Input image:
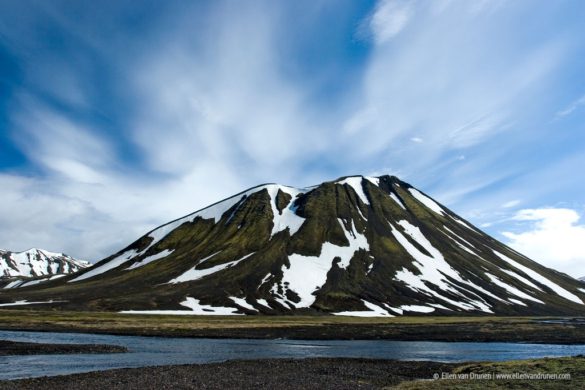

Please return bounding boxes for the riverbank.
[0,356,582,389]
[1,310,585,343]
[0,340,127,356]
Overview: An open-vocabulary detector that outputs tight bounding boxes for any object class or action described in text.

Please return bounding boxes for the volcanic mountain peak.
[2,174,585,317]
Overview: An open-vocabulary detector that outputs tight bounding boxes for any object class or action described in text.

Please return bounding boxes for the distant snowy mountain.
[2,175,585,316]
[0,248,89,288]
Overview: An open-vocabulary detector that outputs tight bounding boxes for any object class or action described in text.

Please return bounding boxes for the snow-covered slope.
[2,175,585,316]
[0,248,89,286]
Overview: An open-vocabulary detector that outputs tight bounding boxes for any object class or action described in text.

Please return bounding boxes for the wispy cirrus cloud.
[0,0,584,274]
[341,0,570,191]
[556,94,585,118]
[368,0,414,44]
[11,96,113,184]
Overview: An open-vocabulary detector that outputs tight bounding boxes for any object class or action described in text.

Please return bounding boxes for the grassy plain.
[1,310,585,343]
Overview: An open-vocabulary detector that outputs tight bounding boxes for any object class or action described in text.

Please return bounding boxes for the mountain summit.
[2,175,584,316]
[0,248,89,289]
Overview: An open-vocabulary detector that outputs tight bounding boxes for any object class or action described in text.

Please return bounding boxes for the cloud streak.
[0,0,584,275]
[368,0,414,44]
[503,208,585,277]
[556,94,585,118]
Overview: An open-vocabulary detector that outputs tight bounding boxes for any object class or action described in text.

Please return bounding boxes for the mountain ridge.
[1,174,584,316]
[1,248,89,289]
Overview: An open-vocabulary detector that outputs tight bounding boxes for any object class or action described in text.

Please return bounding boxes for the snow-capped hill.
[0,248,89,279]
[2,175,585,316]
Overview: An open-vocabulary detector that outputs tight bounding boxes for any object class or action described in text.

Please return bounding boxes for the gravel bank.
[0,340,127,356]
[0,358,454,389]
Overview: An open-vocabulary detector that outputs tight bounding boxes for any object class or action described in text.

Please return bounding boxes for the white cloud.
[556,94,585,118]
[338,0,570,214]
[502,208,585,277]
[11,97,113,183]
[502,200,521,209]
[130,3,324,176]
[345,3,565,165]
[0,3,333,261]
[1,1,582,266]
[369,0,414,44]
[343,107,379,135]
[447,114,504,149]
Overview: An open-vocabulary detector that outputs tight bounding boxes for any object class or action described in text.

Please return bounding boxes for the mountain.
[1,175,585,316]
[0,249,90,289]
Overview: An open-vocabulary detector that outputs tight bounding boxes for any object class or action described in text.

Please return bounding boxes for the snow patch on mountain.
[408,188,445,215]
[337,219,369,269]
[508,298,527,306]
[1,248,88,279]
[493,250,582,304]
[3,274,66,290]
[0,299,65,307]
[229,297,258,312]
[278,218,369,308]
[451,217,476,231]
[356,206,368,221]
[337,177,370,205]
[499,268,543,291]
[389,192,406,210]
[443,226,476,248]
[256,299,271,309]
[196,251,222,266]
[135,184,306,258]
[259,273,272,288]
[400,305,436,313]
[70,249,138,282]
[333,300,392,317]
[485,273,544,304]
[390,220,493,313]
[180,297,242,314]
[18,279,44,288]
[442,232,479,257]
[169,253,255,284]
[121,297,242,315]
[266,185,305,237]
[126,249,174,270]
[364,176,380,186]
[3,280,24,289]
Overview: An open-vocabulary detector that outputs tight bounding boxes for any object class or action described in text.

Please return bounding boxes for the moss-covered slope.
[2,175,585,316]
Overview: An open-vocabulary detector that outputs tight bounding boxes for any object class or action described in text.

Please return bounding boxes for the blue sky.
[1,0,585,276]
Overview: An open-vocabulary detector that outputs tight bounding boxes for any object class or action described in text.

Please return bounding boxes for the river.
[1,330,584,380]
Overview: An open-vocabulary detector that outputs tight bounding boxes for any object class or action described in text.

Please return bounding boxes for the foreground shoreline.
[0,340,127,356]
[0,357,583,389]
[1,311,585,344]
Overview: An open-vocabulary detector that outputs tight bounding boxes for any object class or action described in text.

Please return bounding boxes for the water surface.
[1,330,584,380]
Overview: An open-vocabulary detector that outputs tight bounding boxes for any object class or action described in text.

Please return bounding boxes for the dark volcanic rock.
[0,358,455,390]
[0,340,127,356]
